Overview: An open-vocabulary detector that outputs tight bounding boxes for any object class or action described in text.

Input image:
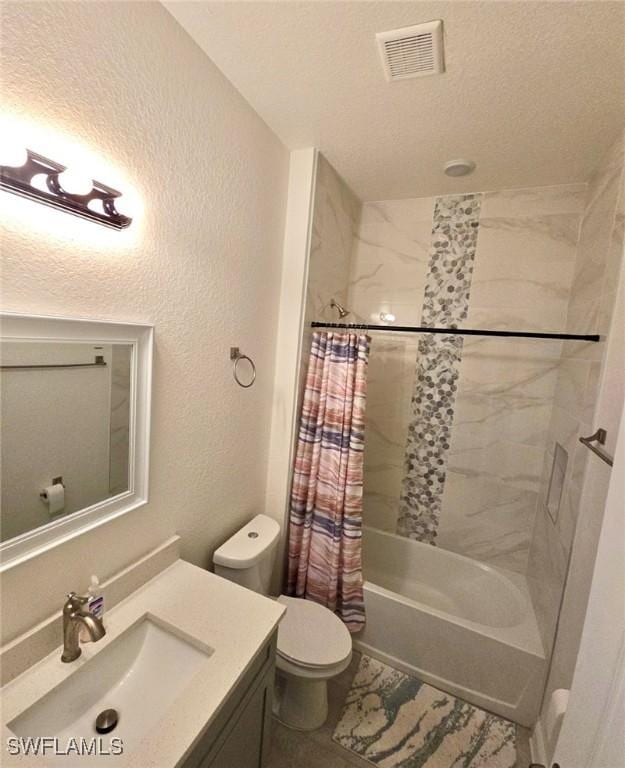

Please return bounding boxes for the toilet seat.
[276,595,352,670]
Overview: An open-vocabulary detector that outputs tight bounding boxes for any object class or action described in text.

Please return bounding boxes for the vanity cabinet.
[182,634,276,768]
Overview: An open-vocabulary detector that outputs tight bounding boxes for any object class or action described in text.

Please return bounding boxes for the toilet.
[213,514,352,731]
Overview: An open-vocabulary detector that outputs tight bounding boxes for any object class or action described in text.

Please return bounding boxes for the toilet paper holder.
[40,476,64,500]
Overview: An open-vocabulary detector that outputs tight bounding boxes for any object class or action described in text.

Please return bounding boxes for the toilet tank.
[213,514,281,595]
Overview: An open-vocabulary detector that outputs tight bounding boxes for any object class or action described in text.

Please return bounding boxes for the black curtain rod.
[311,322,600,342]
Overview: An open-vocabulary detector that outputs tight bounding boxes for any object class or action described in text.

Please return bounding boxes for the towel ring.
[230,347,256,388]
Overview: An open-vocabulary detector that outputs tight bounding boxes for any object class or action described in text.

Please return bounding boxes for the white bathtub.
[356,527,546,726]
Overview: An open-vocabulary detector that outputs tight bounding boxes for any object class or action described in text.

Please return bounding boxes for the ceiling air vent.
[376,20,444,82]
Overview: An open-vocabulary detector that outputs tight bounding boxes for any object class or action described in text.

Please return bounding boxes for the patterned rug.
[333,655,516,768]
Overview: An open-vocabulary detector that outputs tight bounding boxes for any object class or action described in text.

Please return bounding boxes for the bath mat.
[333,655,516,768]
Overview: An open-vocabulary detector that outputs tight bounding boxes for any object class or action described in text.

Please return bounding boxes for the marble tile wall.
[296,153,361,408]
[437,185,585,572]
[350,183,585,573]
[527,131,625,664]
[305,154,361,326]
[348,199,433,532]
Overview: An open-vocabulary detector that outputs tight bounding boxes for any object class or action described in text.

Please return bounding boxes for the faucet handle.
[64,592,89,610]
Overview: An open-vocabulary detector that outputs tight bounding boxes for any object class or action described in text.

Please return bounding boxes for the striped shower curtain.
[287,331,370,633]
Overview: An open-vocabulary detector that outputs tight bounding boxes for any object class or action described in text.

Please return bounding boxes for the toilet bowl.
[212,514,353,730]
[274,595,352,730]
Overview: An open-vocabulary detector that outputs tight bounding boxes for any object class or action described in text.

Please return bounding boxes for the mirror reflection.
[0,342,132,542]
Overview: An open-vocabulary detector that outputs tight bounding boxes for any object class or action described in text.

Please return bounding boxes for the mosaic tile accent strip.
[397,194,482,542]
[333,654,516,768]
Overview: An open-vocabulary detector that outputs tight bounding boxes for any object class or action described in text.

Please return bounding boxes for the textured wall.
[349,183,585,573]
[0,1,288,642]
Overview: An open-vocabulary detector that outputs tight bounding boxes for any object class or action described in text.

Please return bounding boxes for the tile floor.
[266,652,532,768]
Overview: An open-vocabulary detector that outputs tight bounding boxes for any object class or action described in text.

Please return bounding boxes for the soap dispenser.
[79,575,105,640]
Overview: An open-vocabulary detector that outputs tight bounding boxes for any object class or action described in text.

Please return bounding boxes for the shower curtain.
[287,331,370,633]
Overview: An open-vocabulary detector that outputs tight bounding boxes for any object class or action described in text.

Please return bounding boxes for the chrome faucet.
[61,592,106,663]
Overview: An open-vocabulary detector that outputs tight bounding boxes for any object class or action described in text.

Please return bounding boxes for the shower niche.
[546,443,568,524]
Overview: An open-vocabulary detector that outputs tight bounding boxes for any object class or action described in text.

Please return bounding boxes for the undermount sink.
[9,615,213,759]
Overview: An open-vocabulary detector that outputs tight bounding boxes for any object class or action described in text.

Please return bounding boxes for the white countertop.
[1,560,285,767]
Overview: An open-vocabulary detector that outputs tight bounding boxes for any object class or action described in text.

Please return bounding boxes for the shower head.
[330,298,350,319]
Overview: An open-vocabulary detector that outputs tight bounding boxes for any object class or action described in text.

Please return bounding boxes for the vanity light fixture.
[0,149,132,229]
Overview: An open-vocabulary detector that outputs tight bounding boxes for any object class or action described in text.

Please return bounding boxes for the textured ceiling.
[164,1,625,201]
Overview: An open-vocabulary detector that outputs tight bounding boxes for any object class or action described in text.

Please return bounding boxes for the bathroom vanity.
[0,558,285,767]
[184,634,277,768]
[0,314,285,766]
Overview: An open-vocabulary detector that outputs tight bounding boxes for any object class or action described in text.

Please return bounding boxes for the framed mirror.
[0,313,153,570]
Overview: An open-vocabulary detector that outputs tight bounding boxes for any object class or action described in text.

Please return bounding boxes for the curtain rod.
[1,356,107,370]
[311,322,600,342]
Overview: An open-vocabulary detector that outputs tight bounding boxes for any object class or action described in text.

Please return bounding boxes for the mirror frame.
[0,312,153,571]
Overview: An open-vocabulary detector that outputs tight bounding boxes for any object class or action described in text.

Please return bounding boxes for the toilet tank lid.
[213,514,281,569]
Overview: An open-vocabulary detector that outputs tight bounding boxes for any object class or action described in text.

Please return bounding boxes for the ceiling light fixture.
[444,159,476,178]
[0,149,132,230]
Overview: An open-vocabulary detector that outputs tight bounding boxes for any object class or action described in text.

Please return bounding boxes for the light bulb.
[380,312,396,323]
[57,169,93,195]
[0,146,28,168]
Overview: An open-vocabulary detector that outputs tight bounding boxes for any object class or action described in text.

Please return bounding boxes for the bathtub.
[356,527,546,726]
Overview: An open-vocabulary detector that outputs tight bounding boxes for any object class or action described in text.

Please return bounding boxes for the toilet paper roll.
[545,687,569,744]
[41,483,65,516]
